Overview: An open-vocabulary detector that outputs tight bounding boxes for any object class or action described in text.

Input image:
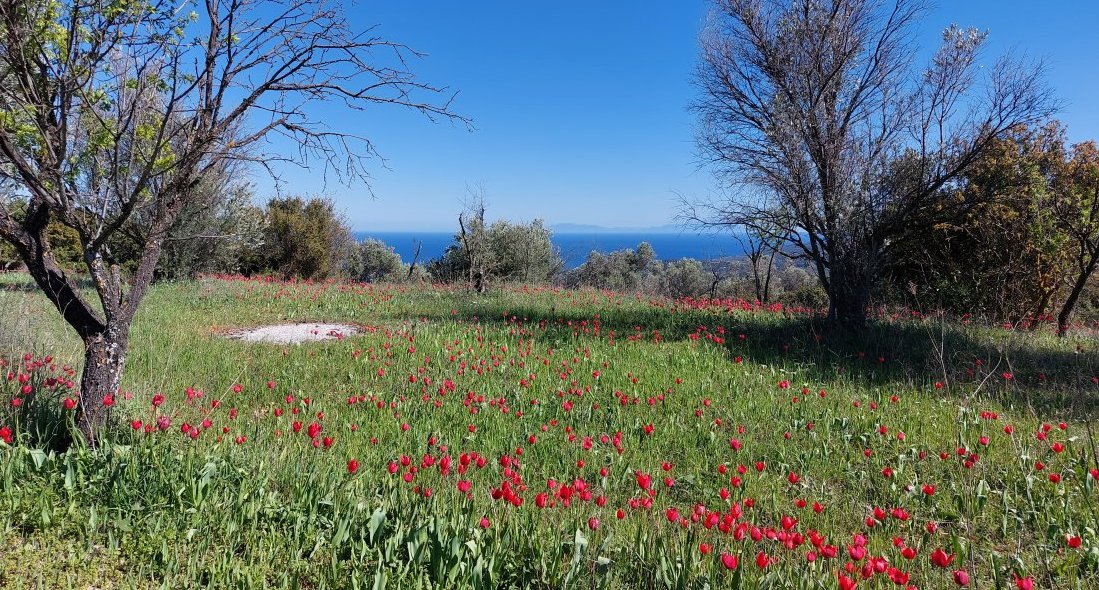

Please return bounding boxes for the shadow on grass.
[405,300,1099,418]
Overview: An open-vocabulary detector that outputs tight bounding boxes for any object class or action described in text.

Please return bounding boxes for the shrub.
[563,243,660,292]
[428,217,562,287]
[349,238,405,283]
[261,197,355,280]
[155,182,267,280]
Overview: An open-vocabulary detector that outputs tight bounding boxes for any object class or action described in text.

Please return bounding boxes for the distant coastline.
[352,231,741,269]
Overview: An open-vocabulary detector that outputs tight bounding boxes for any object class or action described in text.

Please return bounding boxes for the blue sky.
[258,1,1099,232]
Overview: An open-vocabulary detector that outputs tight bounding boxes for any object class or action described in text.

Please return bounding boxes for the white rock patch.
[223,323,358,344]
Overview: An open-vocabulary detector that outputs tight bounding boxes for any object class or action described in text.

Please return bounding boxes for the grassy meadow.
[1,274,1098,589]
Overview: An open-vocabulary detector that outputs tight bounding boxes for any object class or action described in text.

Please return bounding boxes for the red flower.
[953,569,969,586]
[754,551,770,569]
[665,507,680,522]
[62,398,76,410]
[720,552,738,571]
[347,459,360,474]
[930,548,955,568]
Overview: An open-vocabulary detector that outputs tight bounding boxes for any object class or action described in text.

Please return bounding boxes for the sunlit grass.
[1,274,1097,588]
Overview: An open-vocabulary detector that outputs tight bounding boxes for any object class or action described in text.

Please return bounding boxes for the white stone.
[223,323,358,344]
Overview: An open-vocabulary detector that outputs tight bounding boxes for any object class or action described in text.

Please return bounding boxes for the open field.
[2,274,1098,589]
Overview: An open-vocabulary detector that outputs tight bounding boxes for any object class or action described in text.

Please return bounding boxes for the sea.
[352,231,743,270]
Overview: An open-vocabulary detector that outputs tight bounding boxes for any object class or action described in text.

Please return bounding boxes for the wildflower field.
[1,274,1098,589]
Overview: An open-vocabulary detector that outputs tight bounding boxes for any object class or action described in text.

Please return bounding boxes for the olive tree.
[0,0,466,440]
[350,238,405,283]
[691,0,1055,328]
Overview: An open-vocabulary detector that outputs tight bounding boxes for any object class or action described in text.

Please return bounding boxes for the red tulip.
[931,548,955,568]
[720,552,738,571]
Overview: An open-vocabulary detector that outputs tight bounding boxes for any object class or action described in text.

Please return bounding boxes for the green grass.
[1,274,1098,589]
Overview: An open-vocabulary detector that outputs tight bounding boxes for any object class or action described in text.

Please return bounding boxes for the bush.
[348,239,405,283]
[563,243,660,292]
[427,218,563,286]
[155,182,267,280]
[486,220,561,283]
[776,284,829,310]
[261,197,355,280]
[661,259,712,299]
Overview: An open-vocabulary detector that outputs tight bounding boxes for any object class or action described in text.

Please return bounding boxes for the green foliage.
[261,197,354,280]
[0,198,83,272]
[154,182,267,281]
[347,238,405,283]
[427,218,563,286]
[486,219,561,283]
[563,242,661,292]
[660,258,711,299]
[0,223,20,270]
[885,122,1099,325]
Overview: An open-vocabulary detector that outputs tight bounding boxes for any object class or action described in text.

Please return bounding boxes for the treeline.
[6,120,1097,326]
[0,189,822,303]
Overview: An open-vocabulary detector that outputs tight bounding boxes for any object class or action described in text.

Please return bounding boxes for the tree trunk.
[762,248,777,302]
[77,328,130,443]
[1057,251,1099,337]
[828,287,869,330]
[827,257,872,330]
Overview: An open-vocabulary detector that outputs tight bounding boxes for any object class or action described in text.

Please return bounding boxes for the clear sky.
[259,1,1099,232]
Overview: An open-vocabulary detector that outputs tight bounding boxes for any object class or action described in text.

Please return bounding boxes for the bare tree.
[457,187,489,293]
[735,217,786,302]
[691,0,1055,328]
[0,0,468,440]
